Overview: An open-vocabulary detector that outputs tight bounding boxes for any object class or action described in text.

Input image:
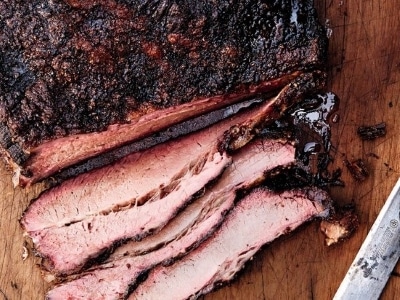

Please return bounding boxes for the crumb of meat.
[320,205,359,246]
[344,158,369,181]
[22,246,29,261]
[357,122,386,140]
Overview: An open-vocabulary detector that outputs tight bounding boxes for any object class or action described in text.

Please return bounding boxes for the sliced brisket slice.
[129,187,331,300]
[19,73,298,186]
[45,138,296,299]
[28,150,230,275]
[0,0,327,186]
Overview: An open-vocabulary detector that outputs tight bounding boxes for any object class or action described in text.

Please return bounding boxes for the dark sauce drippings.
[293,92,343,186]
[262,92,342,191]
[292,92,338,153]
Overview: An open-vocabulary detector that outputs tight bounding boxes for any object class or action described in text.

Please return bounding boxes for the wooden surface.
[1,1,400,299]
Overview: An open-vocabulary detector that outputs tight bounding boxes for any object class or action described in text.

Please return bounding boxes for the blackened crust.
[0,0,327,151]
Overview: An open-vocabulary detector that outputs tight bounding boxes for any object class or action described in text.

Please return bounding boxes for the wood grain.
[1,1,399,299]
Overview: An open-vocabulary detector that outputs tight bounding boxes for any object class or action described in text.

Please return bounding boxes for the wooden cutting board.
[1,1,399,299]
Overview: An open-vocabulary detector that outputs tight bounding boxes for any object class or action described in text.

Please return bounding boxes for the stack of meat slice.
[10,0,335,298]
[21,100,333,299]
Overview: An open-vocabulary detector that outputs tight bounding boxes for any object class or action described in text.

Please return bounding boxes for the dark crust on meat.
[0,0,327,150]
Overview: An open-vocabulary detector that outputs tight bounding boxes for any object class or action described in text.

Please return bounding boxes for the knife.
[333,178,400,300]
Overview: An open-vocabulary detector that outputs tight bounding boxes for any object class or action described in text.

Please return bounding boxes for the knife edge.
[333,178,400,300]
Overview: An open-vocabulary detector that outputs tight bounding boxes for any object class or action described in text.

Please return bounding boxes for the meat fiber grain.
[46,138,296,299]
[129,188,331,300]
[28,150,229,275]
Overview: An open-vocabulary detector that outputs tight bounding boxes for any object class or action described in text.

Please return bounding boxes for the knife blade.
[333,178,400,300]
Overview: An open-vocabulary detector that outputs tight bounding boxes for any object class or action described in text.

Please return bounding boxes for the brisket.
[8,1,334,299]
[129,187,331,300]
[45,138,296,299]
[0,0,328,185]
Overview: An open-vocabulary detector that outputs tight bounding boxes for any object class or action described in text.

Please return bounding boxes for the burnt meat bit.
[344,158,369,181]
[357,122,387,140]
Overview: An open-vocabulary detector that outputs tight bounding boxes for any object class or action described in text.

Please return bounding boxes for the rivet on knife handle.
[333,178,400,300]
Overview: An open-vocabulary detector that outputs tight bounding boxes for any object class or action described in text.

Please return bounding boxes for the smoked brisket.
[8,1,336,299]
[0,0,328,185]
[45,138,296,299]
